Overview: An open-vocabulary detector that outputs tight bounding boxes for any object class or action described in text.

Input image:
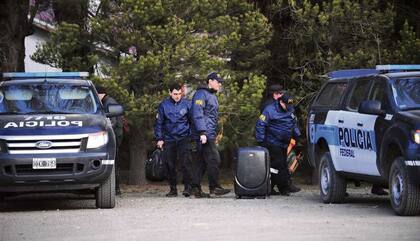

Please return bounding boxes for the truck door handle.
[338,120,344,123]
[357,123,363,127]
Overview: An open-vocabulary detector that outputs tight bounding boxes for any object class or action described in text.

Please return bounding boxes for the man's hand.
[157,140,164,149]
[200,134,207,144]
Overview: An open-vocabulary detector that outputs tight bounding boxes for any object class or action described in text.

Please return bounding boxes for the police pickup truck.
[307,65,420,216]
[0,72,123,209]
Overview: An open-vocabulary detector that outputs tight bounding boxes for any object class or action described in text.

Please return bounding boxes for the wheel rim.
[321,162,330,195]
[391,170,403,206]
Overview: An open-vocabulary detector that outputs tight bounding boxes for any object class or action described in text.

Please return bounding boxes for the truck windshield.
[390,77,420,110]
[0,84,99,114]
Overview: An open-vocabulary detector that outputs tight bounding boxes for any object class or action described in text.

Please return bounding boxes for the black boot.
[182,185,192,197]
[191,186,210,198]
[210,185,231,197]
[166,186,178,197]
[279,189,290,196]
[288,183,301,193]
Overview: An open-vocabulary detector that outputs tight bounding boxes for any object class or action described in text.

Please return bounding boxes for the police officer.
[256,94,301,196]
[260,84,283,113]
[190,72,230,198]
[260,85,301,194]
[155,83,193,197]
[96,85,124,195]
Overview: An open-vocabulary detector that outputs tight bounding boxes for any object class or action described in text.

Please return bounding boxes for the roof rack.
[1,72,89,80]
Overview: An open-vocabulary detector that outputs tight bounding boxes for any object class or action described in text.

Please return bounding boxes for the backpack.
[145,149,167,181]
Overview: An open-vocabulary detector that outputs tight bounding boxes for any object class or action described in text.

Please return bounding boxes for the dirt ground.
[1,177,420,241]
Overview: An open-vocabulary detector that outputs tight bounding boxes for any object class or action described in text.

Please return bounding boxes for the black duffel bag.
[145,149,166,181]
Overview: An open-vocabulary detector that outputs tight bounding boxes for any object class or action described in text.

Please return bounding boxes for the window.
[315,82,348,107]
[369,79,391,111]
[347,79,372,111]
[391,77,420,110]
[0,84,99,115]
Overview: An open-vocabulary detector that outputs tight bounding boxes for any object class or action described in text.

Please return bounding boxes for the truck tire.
[319,151,346,203]
[95,166,116,209]
[389,157,420,216]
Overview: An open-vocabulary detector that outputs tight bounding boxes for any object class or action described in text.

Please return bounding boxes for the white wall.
[24,29,61,72]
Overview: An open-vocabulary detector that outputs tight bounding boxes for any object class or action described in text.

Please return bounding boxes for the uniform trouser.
[115,148,120,191]
[266,145,291,191]
[115,136,122,192]
[192,139,220,190]
[163,138,193,188]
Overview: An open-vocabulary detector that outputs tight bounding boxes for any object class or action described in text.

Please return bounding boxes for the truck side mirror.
[358,100,385,116]
[106,104,124,117]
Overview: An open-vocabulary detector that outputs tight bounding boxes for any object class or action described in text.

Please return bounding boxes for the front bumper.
[0,152,113,193]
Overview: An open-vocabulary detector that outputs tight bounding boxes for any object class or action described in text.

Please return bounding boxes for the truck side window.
[315,82,347,107]
[369,79,391,111]
[347,79,371,111]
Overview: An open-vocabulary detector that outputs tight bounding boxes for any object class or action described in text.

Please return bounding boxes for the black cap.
[207,72,224,83]
[269,84,283,93]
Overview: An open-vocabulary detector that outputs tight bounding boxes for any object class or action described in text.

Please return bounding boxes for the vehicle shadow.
[345,194,390,204]
[0,193,98,212]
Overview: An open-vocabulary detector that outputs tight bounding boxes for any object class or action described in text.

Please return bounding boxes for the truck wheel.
[319,151,346,203]
[95,166,116,209]
[389,157,420,216]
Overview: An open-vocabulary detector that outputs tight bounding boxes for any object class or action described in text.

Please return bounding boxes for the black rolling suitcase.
[235,146,270,198]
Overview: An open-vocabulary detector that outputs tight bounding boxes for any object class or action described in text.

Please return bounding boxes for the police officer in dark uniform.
[190,72,230,198]
[155,83,193,197]
[256,94,301,196]
[96,85,124,195]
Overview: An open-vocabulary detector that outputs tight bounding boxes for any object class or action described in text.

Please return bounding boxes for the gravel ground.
[1,183,419,241]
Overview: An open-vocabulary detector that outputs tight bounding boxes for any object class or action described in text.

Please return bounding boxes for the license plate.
[32,158,56,169]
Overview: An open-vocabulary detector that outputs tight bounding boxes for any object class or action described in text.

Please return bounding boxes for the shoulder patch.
[259,114,266,122]
[195,99,204,106]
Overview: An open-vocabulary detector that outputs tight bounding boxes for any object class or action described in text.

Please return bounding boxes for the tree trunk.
[128,125,148,185]
[0,0,31,72]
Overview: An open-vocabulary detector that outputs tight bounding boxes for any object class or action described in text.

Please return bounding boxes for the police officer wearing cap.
[96,85,124,195]
[155,83,193,197]
[256,93,301,196]
[190,72,230,198]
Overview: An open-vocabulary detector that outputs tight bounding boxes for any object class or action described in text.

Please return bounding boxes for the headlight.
[413,130,420,144]
[87,131,108,149]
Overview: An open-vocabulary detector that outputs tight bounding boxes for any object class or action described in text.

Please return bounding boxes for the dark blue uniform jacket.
[191,87,219,140]
[154,97,191,142]
[255,101,301,148]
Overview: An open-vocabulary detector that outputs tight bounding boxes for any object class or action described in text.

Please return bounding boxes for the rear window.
[314,82,348,107]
